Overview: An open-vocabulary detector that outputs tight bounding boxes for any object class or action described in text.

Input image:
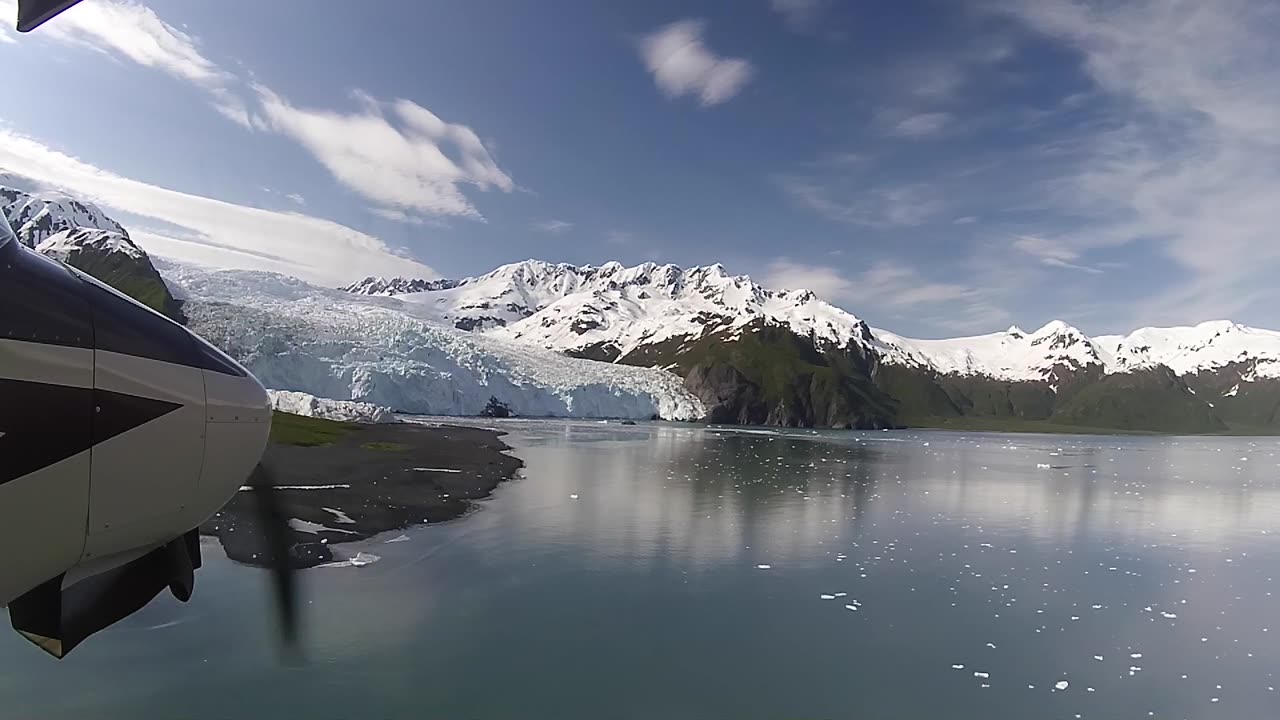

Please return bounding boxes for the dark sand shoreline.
[200,420,524,568]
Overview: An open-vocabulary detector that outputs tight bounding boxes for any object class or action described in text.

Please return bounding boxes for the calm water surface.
[3,422,1280,719]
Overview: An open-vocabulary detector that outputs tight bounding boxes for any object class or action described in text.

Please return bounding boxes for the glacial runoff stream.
[3,421,1279,719]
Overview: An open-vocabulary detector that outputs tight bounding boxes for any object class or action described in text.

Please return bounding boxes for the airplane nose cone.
[190,331,272,520]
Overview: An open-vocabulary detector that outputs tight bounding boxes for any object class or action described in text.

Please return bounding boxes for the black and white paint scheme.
[0,201,272,657]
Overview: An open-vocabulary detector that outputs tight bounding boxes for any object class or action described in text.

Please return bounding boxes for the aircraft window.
[74,269,197,367]
[0,242,94,348]
[190,331,247,377]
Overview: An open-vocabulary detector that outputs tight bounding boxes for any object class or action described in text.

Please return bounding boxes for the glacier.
[267,390,395,424]
[160,261,704,421]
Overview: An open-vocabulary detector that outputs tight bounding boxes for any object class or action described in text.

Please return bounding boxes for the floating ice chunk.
[322,507,355,524]
[1094,655,1104,661]
[833,592,848,598]
[974,671,990,679]
[289,518,358,535]
[1036,463,1051,469]
[756,564,772,569]
[385,534,411,543]
[569,494,580,499]
[1162,611,1178,619]
[1054,681,1069,691]
[844,604,859,611]
[986,642,997,649]
[413,467,462,473]
[952,664,965,670]
[1130,653,1143,659]
[820,594,836,600]
[350,552,380,567]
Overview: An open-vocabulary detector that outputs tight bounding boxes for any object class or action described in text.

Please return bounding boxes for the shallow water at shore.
[3,421,1279,719]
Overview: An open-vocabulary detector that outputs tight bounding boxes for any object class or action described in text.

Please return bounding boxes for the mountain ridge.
[342,261,1280,432]
[1,185,184,321]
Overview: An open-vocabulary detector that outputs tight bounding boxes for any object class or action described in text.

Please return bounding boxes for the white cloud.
[534,219,573,234]
[10,0,222,84]
[3,0,512,222]
[847,261,977,309]
[284,192,306,206]
[953,215,979,224]
[886,112,953,138]
[639,20,753,107]
[1012,235,1101,274]
[253,86,513,220]
[777,177,943,228]
[763,259,852,301]
[998,0,1280,325]
[0,128,436,285]
[369,207,428,226]
[769,0,828,30]
[763,258,1003,328]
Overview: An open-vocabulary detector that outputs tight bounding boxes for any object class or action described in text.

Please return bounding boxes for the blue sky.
[1,0,1278,338]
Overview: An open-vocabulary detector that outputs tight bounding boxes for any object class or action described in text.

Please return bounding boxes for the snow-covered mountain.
[164,261,703,421]
[348,259,876,357]
[0,186,128,248]
[1096,321,1280,379]
[2,183,183,320]
[875,321,1106,385]
[341,276,461,296]
[347,260,1280,386]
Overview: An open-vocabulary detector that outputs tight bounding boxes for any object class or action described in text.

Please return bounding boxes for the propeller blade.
[15,0,85,32]
[246,463,301,658]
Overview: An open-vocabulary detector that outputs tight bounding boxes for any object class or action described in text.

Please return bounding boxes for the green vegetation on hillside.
[63,245,185,322]
[1050,368,1226,433]
[621,321,896,428]
[269,411,357,447]
[617,320,1264,434]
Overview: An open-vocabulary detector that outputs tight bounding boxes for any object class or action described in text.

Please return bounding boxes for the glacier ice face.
[161,261,704,421]
[267,390,394,424]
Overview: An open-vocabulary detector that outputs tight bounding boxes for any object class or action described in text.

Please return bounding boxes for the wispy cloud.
[534,219,573,234]
[777,176,943,228]
[0,128,436,285]
[763,258,1004,329]
[0,0,253,124]
[639,20,753,107]
[4,0,513,222]
[1012,235,1101,274]
[885,111,953,138]
[605,230,632,245]
[253,86,513,219]
[763,259,853,301]
[953,215,979,225]
[369,207,428,226]
[997,0,1280,324]
[284,192,306,206]
[768,0,829,31]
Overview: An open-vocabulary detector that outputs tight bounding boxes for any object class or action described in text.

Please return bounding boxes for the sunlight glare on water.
[2,421,1278,720]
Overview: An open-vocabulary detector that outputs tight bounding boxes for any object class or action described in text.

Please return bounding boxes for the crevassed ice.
[164,262,704,421]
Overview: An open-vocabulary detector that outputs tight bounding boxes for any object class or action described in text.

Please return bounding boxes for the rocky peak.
[342,276,461,295]
[1,186,128,248]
